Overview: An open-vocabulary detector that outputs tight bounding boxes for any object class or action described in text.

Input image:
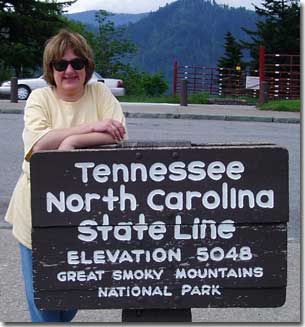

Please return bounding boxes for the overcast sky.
[65,0,263,14]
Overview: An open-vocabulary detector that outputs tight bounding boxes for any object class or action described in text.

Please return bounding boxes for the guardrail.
[259,46,300,100]
[173,47,300,101]
[173,62,258,98]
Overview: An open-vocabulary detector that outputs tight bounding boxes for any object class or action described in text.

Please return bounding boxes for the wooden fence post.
[10,77,18,103]
[259,46,266,103]
[173,61,178,96]
[180,79,188,106]
[259,81,269,104]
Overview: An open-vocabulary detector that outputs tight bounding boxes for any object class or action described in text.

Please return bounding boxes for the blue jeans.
[19,243,78,322]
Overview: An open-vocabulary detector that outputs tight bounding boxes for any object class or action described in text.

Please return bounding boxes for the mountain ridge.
[66,10,149,27]
[124,0,258,84]
[65,0,258,86]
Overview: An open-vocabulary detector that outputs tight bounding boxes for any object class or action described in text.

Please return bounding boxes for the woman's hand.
[90,119,126,142]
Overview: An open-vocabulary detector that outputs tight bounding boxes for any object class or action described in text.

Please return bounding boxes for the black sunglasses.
[52,58,87,72]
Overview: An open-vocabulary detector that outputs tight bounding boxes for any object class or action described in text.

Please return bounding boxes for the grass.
[118,92,210,104]
[258,99,300,112]
[118,95,180,103]
[208,95,258,104]
[188,92,210,104]
[118,94,300,112]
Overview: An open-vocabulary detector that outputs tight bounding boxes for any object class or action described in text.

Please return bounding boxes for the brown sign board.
[30,143,289,310]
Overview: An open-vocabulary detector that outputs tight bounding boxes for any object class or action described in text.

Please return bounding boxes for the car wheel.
[18,85,31,100]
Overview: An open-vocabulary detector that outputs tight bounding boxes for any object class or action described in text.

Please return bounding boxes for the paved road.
[0,112,300,323]
[0,114,300,240]
[0,99,301,123]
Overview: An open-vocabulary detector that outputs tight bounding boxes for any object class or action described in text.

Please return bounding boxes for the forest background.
[0,0,300,97]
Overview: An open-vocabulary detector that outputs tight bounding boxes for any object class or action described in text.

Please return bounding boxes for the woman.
[5,29,127,322]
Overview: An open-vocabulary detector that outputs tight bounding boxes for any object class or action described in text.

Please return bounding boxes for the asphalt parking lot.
[0,101,300,323]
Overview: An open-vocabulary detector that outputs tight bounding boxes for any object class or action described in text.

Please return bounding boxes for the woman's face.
[53,47,86,98]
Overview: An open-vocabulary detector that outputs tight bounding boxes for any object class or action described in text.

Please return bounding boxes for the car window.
[94,72,102,79]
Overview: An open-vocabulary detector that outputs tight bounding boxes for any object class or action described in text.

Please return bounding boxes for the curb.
[0,108,300,124]
[0,108,24,114]
[0,221,11,229]
[123,112,300,124]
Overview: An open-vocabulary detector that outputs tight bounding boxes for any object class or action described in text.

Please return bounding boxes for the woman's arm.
[58,132,119,150]
[32,119,126,153]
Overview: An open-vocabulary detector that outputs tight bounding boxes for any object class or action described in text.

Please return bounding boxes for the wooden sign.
[30,143,289,310]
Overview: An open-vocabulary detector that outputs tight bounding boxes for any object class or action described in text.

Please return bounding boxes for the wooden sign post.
[30,143,289,320]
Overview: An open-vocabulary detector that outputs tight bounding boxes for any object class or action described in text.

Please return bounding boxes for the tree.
[92,10,137,77]
[240,0,300,68]
[218,32,244,69]
[0,0,75,77]
[217,32,245,96]
[63,16,96,49]
[89,10,168,95]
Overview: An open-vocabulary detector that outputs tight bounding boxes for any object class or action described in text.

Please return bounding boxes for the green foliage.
[119,95,180,103]
[63,16,95,44]
[0,0,76,77]
[218,32,245,69]
[240,0,300,68]
[92,10,137,76]
[116,65,144,95]
[124,0,258,86]
[65,9,168,97]
[142,73,169,96]
[117,65,168,96]
[188,92,209,104]
[0,61,12,83]
[258,99,300,112]
[118,92,209,104]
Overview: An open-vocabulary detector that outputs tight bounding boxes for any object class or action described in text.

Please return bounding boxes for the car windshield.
[94,72,102,79]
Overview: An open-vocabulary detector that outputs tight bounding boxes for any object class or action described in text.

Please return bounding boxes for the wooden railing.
[173,48,300,100]
[259,46,300,100]
[173,62,258,98]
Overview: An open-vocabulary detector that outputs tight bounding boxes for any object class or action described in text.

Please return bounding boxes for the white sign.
[246,76,260,90]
